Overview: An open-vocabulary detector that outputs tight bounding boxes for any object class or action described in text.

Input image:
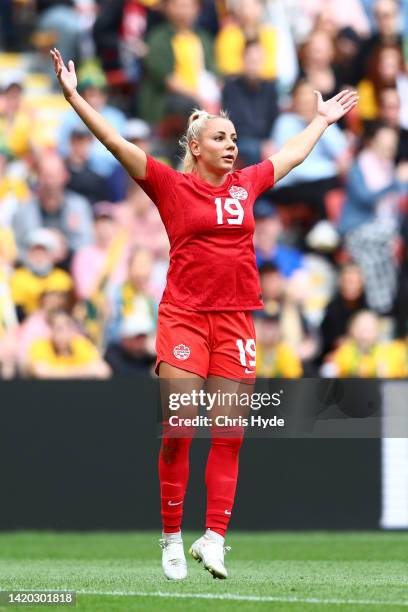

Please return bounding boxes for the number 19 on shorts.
[236,339,256,373]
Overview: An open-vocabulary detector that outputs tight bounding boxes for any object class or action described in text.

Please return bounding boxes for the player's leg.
[159,362,205,535]
[158,362,205,580]
[155,303,210,579]
[189,375,251,579]
[189,310,255,578]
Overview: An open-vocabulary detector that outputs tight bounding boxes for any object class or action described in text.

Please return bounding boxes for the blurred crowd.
[0,0,408,379]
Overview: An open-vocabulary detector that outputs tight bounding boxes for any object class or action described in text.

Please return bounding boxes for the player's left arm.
[270,90,358,184]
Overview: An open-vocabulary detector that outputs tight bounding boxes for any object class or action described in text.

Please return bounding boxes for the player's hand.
[314,89,359,126]
[50,47,77,99]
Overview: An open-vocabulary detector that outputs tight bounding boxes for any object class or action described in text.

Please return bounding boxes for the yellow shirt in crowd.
[331,340,408,378]
[0,110,32,158]
[215,24,277,79]
[171,31,205,91]
[381,340,408,378]
[0,175,29,202]
[29,335,100,370]
[256,342,303,378]
[356,79,378,121]
[11,267,73,316]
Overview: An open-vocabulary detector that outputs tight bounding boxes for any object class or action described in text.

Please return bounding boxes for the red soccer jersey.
[135,155,274,311]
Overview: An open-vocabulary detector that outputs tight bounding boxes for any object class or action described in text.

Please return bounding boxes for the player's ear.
[190,138,200,157]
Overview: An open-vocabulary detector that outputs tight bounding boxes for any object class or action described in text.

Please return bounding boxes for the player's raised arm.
[50,48,147,179]
[270,89,358,184]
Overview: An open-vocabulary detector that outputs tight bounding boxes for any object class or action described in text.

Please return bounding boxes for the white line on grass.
[77,590,408,607]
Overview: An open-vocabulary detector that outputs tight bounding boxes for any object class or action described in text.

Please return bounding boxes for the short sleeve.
[238,159,275,199]
[134,155,181,210]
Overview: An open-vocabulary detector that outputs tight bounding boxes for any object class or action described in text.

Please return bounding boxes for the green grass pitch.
[0,532,408,611]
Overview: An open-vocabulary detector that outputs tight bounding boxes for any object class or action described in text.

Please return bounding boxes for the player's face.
[192,118,238,175]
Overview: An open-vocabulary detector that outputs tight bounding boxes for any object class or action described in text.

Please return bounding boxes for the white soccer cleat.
[159,537,188,580]
[189,534,231,579]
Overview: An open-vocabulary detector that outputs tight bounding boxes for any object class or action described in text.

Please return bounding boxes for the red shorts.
[155,302,256,382]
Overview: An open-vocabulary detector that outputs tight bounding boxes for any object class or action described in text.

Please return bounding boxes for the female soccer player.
[51,49,358,581]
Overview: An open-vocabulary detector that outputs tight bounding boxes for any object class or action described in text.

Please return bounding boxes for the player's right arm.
[50,48,147,179]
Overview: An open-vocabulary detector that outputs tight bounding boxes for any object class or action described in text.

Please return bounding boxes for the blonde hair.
[180,108,230,173]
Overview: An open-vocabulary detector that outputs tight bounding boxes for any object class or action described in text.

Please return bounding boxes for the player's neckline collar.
[189,171,232,192]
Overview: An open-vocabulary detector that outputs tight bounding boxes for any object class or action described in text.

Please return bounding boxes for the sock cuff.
[162,530,182,540]
[205,528,225,545]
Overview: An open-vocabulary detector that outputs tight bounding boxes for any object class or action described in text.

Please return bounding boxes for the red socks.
[159,433,244,536]
[205,436,244,537]
[159,436,193,533]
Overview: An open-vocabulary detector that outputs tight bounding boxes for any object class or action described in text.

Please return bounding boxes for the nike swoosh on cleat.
[168,500,183,506]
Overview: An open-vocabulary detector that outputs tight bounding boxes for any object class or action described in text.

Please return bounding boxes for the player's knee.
[160,437,193,463]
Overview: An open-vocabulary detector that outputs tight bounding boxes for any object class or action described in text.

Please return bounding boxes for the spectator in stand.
[357,0,403,83]
[254,201,304,276]
[106,246,157,344]
[0,72,34,160]
[335,27,363,89]
[17,281,73,372]
[114,179,170,262]
[378,87,408,162]
[254,308,303,378]
[221,39,279,166]
[71,202,129,345]
[321,309,397,377]
[268,79,349,222]
[320,262,367,359]
[57,64,126,178]
[105,313,156,375]
[107,118,154,203]
[64,125,108,205]
[34,1,81,68]
[198,0,223,37]
[0,144,30,227]
[215,0,298,93]
[12,151,94,266]
[259,261,319,372]
[28,309,111,379]
[358,44,405,121]
[263,0,299,94]
[10,228,73,321]
[71,202,128,301]
[138,0,219,132]
[299,30,342,101]
[297,0,370,39]
[93,0,150,85]
[338,121,408,314]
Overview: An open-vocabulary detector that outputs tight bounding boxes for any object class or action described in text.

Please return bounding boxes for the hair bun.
[188,109,208,127]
